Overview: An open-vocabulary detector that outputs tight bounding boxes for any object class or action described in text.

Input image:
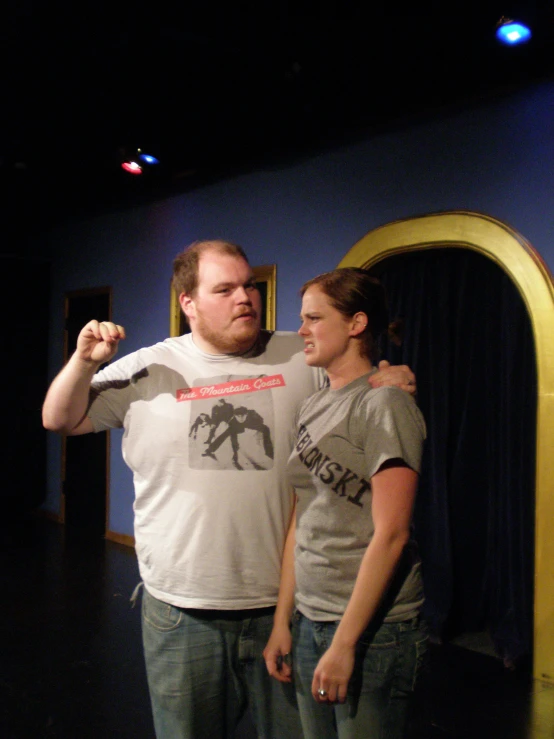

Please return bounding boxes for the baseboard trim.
[105,530,135,548]
[35,508,62,524]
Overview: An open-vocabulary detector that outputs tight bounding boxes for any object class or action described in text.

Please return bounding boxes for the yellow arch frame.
[338,210,554,684]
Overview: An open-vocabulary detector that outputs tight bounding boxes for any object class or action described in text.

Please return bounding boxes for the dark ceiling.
[2,1,554,232]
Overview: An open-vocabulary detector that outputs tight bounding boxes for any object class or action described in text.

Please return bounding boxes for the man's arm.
[369,359,416,395]
[42,320,125,435]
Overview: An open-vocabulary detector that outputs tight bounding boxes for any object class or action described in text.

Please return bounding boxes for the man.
[43,240,416,738]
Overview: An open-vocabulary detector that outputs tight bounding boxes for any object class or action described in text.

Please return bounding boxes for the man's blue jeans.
[292,610,428,739]
[141,588,303,738]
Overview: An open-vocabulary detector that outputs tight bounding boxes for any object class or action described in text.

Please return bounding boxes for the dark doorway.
[63,288,112,538]
[370,248,536,667]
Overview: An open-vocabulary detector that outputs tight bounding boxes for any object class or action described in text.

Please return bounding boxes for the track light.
[121,148,160,175]
[121,160,142,175]
[138,152,159,165]
[496,17,532,45]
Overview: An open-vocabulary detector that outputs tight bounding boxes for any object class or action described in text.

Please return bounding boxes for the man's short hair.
[172,240,250,298]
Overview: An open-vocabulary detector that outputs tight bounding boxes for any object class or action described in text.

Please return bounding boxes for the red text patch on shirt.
[176,374,286,402]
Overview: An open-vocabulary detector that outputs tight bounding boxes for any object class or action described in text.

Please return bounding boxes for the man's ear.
[349,312,368,338]
[179,293,195,322]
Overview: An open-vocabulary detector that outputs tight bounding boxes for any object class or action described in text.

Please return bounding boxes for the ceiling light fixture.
[121,159,142,175]
[138,151,159,165]
[120,148,160,175]
[496,16,532,45]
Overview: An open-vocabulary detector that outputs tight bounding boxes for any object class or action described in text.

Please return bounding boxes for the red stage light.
[121,161,142,175]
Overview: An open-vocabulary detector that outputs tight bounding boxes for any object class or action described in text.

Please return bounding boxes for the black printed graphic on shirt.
[180,374,284,470]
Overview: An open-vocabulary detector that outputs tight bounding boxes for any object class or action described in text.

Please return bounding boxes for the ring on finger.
[318,688,328,697]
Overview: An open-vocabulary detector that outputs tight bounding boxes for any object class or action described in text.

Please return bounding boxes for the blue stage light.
[496,20,532,45]
[138,152,159,165]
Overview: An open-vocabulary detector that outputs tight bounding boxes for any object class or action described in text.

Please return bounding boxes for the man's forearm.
[42,353,101,434]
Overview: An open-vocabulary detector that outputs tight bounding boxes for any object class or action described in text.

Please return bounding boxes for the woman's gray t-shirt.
[287,375,426,623]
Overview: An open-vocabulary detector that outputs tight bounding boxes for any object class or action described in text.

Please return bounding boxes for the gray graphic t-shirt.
[287,375,426,623]
[87,331,324,610]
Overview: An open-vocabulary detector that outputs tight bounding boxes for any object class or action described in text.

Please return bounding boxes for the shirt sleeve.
[360,387,426,479]
[88,350,144,431]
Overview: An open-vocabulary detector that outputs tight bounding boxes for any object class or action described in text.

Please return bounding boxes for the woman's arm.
[312,462,418,703]
[263,499,297,683]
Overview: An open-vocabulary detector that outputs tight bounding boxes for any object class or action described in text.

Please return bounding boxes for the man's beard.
[195,312,261,354]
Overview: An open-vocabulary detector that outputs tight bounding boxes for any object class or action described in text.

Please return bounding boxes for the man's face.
[181,251,262,354]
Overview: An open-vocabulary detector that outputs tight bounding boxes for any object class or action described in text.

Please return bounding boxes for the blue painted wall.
[44,81,554,535]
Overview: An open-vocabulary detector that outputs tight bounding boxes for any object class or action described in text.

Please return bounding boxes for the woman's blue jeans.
[292,610,428,739]
[141,587,303,739]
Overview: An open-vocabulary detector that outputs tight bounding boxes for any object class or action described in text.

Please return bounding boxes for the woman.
[264,268,427,738]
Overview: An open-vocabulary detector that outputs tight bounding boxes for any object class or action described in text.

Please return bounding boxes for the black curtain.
[371,248,536,664]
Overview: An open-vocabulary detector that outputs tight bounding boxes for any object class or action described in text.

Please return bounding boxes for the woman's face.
[298,285,355,369]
